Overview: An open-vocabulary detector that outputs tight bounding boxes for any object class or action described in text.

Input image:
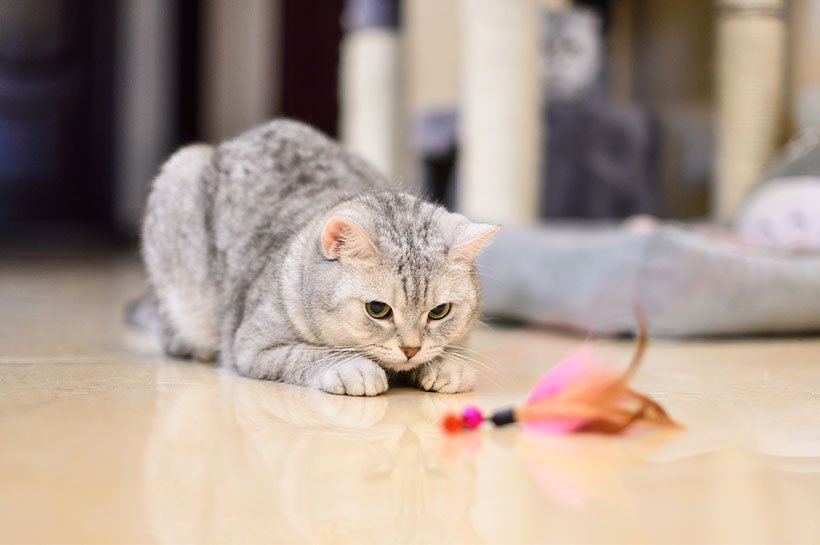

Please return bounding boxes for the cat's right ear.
[321,217,378,260]
[449,223,501,263]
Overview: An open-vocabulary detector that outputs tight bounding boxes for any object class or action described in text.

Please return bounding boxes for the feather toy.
[441,312,680,435]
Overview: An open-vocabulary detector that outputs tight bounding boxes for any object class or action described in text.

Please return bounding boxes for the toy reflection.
[142,363,481,544]
[443,424,677,511]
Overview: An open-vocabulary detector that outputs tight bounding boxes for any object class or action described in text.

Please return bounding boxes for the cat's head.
[305,192,498,371]
[542,8,601,102]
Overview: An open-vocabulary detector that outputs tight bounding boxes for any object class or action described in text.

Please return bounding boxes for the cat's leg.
[412,353,477,394]
[160,325,217,361]
[234,342,389,396]
[126,292,216,361]
[142,144,220,362]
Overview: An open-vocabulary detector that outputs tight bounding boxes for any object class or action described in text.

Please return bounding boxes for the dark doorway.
[0,0,116,226]
[279,0,344,138]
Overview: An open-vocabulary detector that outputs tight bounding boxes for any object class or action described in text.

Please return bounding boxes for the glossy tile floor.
[2,250,820,545]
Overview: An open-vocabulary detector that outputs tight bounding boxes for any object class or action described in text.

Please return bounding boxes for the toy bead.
[490,407,517,427]
[462,406,484,429]
[441,412,464,434]
[438,310,680,436]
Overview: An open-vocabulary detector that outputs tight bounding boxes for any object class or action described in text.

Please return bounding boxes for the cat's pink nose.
[401,346,420,359]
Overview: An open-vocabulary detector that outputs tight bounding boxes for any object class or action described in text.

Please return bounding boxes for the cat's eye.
[428,303,451,320]
[365,301,392,319]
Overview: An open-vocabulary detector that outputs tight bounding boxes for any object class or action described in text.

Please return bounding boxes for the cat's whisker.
[415,360,435,392]
[472,319,498,332]
[447,352,503,375]
[450,342,503,358]
[446,355,508,385]
[304,345,380,367]
[473,262,506,275]
[310,352,353,367]
[449,344,504,366]
[444,350,497,372]
[475,271,505,283]
[443,351,508,383]
[450,343,491,355]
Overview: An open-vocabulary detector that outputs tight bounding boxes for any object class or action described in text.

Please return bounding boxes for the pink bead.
[462,406,484,429]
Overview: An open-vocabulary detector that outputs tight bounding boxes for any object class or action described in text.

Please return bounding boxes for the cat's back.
[210,119,389,285]
[212,119,388,233]
[214,119,387,210]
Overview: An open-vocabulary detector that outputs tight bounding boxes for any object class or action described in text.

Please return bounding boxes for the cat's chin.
[377,358,432,373]
[379,360,422,372]
[364,346,447,372]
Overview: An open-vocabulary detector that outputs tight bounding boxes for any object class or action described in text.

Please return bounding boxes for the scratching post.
[790,0,820,129]
[715,0,786,222]
[339,0,402,178]
[458,0,542,225]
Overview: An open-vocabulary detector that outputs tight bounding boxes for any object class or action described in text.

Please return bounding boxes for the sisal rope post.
[339,0,402,178]
[790,0,820,129]
[714,0,786,222]
[458,0,542,225]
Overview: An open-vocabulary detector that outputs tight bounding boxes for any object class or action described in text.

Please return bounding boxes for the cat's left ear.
[321,217,379,260]
[449,223,501,263]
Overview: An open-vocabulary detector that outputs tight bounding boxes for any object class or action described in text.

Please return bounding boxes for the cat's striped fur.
[140,120,497,395]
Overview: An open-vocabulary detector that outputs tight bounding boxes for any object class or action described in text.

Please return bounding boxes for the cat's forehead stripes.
[364,193,447,309]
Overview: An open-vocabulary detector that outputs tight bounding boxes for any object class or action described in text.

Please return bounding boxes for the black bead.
[490,408,516,427]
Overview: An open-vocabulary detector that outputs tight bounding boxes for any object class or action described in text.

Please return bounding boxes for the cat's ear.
[449,223,500,263]
[321,217,379,260]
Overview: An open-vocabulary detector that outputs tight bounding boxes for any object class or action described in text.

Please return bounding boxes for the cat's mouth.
[372,346,443,371]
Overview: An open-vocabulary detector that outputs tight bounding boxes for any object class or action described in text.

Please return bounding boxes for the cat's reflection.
[142,363,481,544]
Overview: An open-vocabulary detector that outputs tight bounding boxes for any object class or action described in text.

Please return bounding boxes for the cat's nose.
[400,346,420,359]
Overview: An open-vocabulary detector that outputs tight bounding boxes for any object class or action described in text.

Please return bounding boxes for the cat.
[541,7,602,103]
[137,119,498,396]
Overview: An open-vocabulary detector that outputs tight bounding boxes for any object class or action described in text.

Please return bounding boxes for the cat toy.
[441,312,679,435]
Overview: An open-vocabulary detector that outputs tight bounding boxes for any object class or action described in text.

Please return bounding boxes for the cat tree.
[715,0,786,222]
[337,0,820,336]
[458,0,542,226]
[339,0,402,178]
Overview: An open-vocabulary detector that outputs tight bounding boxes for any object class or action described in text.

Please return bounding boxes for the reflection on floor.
[1,251,819,544]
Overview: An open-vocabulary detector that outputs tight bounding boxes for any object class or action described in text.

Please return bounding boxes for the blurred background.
[0,0,818,243]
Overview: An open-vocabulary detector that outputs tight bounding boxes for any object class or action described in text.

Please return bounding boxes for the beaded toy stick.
[441,312,680,435]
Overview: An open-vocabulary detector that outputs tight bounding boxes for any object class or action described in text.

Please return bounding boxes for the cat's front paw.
[414,360,476,394]
[315,357,388,396]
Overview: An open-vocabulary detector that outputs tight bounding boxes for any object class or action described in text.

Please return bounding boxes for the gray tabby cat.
[541,8,602,103]
[139,120,498,396]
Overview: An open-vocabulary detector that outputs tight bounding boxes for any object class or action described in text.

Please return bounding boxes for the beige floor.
[1,251,820,545]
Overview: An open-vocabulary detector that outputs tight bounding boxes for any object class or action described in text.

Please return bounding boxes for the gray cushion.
[478,224,820,337]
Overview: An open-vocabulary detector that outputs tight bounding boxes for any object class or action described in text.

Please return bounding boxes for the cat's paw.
[414,360,476,394]
[315,357,388,396]
[161,329,217,362]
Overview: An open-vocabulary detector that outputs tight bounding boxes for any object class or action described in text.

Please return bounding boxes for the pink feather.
[519,311,679,434]
[524,348,622,433]
[441,309,680,435]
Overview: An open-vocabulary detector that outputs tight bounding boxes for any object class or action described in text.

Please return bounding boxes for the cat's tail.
[125,293,162,335]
